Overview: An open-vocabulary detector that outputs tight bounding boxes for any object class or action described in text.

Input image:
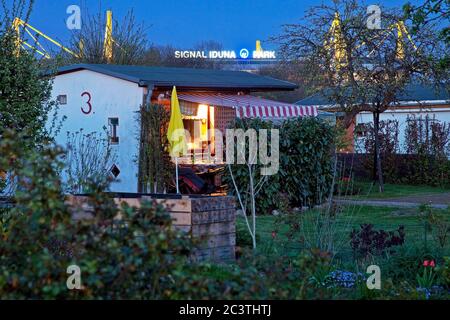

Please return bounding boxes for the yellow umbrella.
[167,86,187,193]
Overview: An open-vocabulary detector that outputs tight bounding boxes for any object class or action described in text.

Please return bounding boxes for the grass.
[344,181,450,199]
[236,205,450,260]
[197,205,450,298]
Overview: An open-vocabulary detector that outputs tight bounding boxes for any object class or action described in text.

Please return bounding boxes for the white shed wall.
[50,70,144,193]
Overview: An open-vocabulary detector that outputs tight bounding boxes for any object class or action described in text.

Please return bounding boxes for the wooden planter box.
[67,194,236,263]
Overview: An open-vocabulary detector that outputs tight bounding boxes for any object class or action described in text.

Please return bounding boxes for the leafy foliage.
[225,117,335,215]
[350,224,406,259]
[404,0,450,75]
[355,116,450,187]
[138,103,173,193]
[357,120,400,181]
[419,204,449,249]
[279,117,335,207]
[403,115,450,186]
[0,27,54,147]
[0,129,193,299]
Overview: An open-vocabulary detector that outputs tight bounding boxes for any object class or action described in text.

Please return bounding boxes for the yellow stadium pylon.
[12,17,78,58]
[325,13,417,69]
[12,17,21,56]
[395,21,416,61]
[103,10,113,62]
[325,12,347,71]
[12,10,118,61]
[256,40,263,52]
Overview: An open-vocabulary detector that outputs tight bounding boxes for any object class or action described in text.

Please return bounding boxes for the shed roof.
[296,83,450,107]
[55,64,298,92]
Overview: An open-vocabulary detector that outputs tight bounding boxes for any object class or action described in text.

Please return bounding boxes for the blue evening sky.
[19,0,420,50]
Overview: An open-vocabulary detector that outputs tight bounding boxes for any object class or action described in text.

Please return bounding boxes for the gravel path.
[380,193,450,205]
[336,192,450,209]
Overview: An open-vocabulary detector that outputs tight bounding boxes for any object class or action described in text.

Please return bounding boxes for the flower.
[328,270,366,288]
[271,231,277,239]
[423,260,436,268]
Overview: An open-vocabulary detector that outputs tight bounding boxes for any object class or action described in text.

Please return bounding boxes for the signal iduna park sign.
[175,48,276,60]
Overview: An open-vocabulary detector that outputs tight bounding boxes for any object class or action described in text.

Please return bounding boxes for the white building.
[50,64,315,193]
[296,83,450,153]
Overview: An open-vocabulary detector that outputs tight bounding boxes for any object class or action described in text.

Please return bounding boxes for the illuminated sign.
[174,40,277,60]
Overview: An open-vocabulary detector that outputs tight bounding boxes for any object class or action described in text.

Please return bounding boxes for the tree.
[68,10,149,65]
[0,0,54,146]
[225,119,277,250]
[403,0,450,76]
[277,0,443,192]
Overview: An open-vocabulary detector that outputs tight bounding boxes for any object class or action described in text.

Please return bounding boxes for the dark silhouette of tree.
[277,0,445,192]
[404,0,450,78]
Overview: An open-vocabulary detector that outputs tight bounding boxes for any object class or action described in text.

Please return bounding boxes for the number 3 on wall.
[81,91,92,115]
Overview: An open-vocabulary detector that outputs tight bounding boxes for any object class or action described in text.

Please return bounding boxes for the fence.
[337,153,450,185]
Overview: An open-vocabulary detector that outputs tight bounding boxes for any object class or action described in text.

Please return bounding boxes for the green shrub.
[0,31,54,148]
[225,117,335,214]
[223,117,279,214]
[279,117,335,207]
[437,256,450,288]
[236,222,260,247]
[356,116,450,187]
[383,246,437,283]
[0,129,193,299]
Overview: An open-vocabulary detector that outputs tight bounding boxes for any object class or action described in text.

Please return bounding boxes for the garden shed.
[50,64,319,193]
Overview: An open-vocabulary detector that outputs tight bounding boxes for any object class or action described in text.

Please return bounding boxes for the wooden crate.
[67,195,236,263]
[141,195,236,263]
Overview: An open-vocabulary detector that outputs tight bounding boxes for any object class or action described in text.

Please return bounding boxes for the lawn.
[197,205,449,299]
[343,181,450,199]
[236,205,450,261]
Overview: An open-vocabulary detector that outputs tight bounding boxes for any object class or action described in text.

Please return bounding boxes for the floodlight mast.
[326,13,417,70]
[13,10,116,62]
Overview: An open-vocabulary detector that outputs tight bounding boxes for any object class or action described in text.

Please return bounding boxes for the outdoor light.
[197,104,208,119]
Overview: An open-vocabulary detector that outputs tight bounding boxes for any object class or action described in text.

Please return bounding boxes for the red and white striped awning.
[177,92,318,119]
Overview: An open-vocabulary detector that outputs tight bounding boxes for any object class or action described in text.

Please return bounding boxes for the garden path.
[336,192,450,209]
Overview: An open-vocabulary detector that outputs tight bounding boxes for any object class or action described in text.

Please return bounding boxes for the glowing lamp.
[197,104,208,119]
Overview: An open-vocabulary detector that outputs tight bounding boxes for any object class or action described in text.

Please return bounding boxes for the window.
[108,118,119,144]
[57,95,67,105]
[110,164,121,178]
[355,123,369,138]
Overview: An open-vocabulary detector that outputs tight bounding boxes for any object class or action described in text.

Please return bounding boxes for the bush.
[0,129,193,299]
[383,245,437,283]
[350,224,405,259]
[225,117,335,214]
[355,116,450,187]
[356,120,400,182]
[279,117,335,208]
[236,222,260,247]
[223,118,277,214]
[138,104,173,193]
[0,30,54,148]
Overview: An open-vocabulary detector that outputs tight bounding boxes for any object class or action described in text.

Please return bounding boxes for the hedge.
[224,117,335,214]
